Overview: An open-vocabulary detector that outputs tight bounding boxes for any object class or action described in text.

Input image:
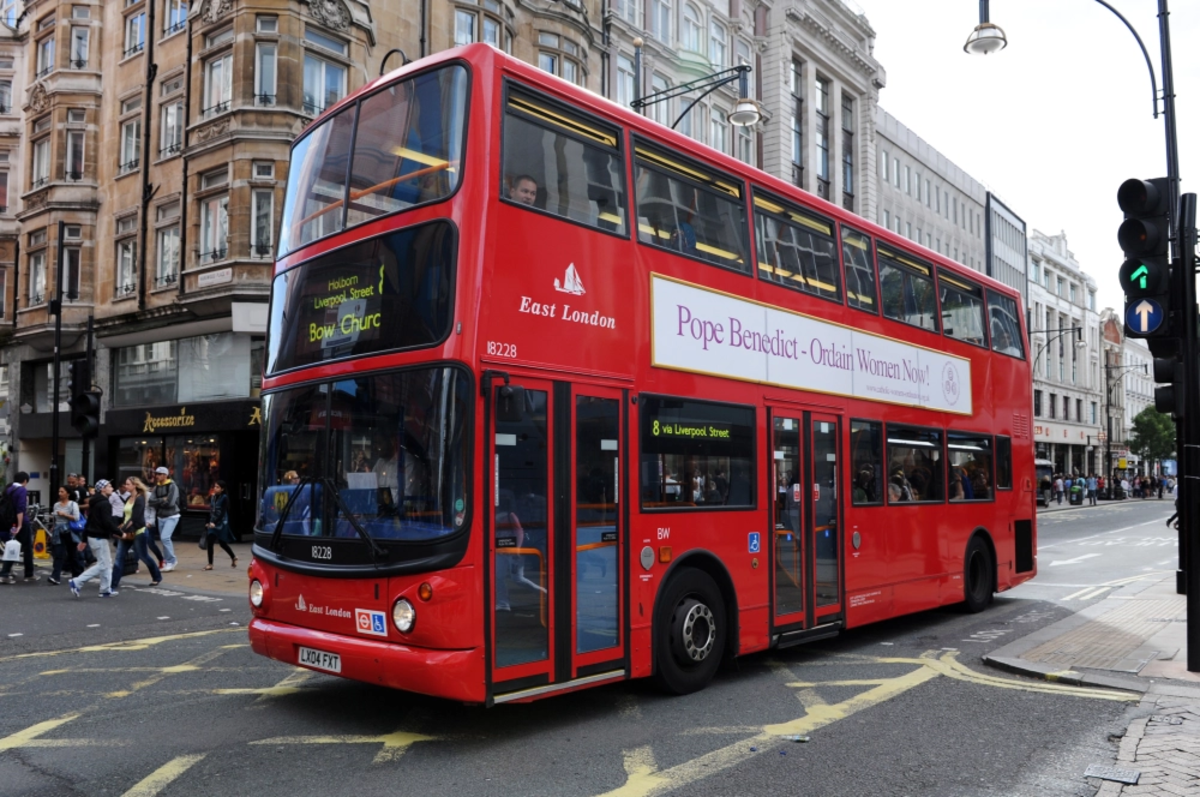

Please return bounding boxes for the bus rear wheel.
[962,536,994,613]
[654,569,726,695]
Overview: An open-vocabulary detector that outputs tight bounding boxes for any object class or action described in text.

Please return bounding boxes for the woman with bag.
[48,486,84,585]
[110,477,162,591]
[203,480,237,570]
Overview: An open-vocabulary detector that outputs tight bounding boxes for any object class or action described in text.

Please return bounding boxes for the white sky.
[853,0,1200,314]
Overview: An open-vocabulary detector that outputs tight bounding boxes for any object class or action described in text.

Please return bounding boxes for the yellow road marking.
[121,754,207,797]
[0,628,242,663]
[251,730,439,764]
[0,714,77,750]
[593,746,670,797]
[217,668,315,702]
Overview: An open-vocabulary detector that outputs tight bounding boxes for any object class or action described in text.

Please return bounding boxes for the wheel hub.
[681,602,715,661]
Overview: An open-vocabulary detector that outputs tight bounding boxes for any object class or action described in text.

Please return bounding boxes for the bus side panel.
[845,587,895,628]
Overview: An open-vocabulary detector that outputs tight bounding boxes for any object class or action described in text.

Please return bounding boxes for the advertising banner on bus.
[651,274,972,414]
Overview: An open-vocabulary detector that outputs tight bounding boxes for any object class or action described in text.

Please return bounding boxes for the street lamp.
[963,1,1007,55]
[630,38,760,130]
[1029,326,1086,374]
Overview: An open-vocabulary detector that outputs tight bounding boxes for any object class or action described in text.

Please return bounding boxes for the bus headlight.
[249,580,264,608]
[392,598,415,633]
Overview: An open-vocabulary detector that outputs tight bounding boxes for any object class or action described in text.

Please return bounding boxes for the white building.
[1027,231,1101,476]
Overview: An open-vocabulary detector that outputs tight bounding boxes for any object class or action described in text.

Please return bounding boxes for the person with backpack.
[0,472,36,584]
[70,479,120,597]
[147,466,181,572]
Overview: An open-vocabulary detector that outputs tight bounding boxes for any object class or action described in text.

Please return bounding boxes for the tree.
[1128,406,1176,465]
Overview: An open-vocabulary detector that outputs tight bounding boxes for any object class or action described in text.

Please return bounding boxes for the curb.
[981,653,1149,695]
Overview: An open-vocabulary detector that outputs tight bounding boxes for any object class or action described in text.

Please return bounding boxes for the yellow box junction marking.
[251,729,440,764]
[121,754,207,797]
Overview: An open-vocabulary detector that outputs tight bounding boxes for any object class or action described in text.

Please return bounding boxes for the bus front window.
[277,64,468,256]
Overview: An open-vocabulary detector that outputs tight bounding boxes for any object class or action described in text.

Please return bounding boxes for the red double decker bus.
[248,44,1037,704]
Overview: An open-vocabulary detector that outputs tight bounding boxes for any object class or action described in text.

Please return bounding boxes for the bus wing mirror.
[496,385,525,423]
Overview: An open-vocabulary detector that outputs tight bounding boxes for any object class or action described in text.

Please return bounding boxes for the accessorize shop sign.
[651,274,972,415]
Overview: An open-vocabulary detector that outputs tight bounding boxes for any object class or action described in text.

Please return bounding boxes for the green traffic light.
[1130,263,1149,290]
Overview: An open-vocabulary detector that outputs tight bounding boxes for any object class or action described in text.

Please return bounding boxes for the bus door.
[487,376,625,696]
[768,408,843,632]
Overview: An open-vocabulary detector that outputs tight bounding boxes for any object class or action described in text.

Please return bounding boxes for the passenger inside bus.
[507,174,539,207]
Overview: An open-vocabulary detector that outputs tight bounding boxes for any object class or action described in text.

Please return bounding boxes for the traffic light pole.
[50,219,64,501]
[81,315,93,482]
[1177,194,1200,671]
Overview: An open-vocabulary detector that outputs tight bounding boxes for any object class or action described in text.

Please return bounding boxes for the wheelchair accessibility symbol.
[748,532,761,554]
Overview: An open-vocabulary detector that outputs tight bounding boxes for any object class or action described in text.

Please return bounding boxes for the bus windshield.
[258,366,471,545]
[277,63,468,256]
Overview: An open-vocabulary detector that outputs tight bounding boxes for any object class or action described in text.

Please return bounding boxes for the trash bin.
[1069,484,1084,505]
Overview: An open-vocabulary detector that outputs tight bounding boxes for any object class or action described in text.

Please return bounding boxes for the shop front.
[103,400,261,540]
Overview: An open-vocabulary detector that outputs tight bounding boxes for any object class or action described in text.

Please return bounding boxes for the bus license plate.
[297,646,341,673]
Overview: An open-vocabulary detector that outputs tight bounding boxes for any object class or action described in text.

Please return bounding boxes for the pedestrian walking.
[1158,478,1165,499]
[110,477,162,591]
[148,466,181,572]
[48,486,84,585]
[1054,475,1064,505]
[1086,474,1098,506]
[70,480,120,598]
[143,491,166,570]
[0,472,37,584]
[203,480,238,570]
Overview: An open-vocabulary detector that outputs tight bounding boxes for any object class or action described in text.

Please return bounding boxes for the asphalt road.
[0,504,1172,797]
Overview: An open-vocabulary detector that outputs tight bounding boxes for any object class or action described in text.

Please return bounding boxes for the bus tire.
[653,568,726,695]
[962,535,994,613]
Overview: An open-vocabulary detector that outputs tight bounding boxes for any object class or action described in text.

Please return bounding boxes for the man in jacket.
[0,472,35,584]
[70,479,121,597]
[148,466,180,572]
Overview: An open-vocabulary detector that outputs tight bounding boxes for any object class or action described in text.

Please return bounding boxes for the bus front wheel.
[962,536,995,613]
[654,568,726,695]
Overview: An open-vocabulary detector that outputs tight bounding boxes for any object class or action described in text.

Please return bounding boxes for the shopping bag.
[198,534,208,550]
[2,538,21,562]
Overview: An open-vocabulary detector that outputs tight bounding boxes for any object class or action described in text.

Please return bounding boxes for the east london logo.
[517,264,616,330]
[294,594,351,619]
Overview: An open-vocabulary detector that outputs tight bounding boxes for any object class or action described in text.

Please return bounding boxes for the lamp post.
[1029,326,1086,375]
[1106,361,1148,497]
[630,38,760,130]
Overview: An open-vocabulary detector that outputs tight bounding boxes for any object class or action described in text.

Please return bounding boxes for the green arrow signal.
[1129,263,1149,290]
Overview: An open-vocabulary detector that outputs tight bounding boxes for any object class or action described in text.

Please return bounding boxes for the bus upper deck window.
[753,191,840,303]
[842,227,878,313]
[877,245,939,334]
[501,85,627,235]
[987,290,1026,359]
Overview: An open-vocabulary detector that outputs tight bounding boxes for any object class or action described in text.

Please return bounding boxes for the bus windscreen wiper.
[269,476,317,552]
[325,476,387,565]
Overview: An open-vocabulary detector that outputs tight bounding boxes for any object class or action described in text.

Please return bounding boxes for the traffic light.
[1154,355,1185,417]
[70,389,100,438]
[67,358,89,399]
[1118,177,1172,341]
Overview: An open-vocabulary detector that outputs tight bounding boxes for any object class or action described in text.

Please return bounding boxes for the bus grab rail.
[295,161,455,230]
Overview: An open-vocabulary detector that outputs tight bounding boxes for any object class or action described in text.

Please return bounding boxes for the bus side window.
[753,191,840,303]
[987,290,1026,359]
[842,227,878,313]
[939,271,987,348]
[995,436,1013,490]
[885,424,944,503]
[633,139,750,274]
[947,431,993,501]
[501,85,628,235]
[849,419,883,505]
[877,246,940,333]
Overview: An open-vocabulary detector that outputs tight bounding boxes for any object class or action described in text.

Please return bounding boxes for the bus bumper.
[249,618,485,703]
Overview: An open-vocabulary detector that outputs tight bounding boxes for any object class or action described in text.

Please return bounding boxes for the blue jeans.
[157,514,179,566]
[111,532,162,589]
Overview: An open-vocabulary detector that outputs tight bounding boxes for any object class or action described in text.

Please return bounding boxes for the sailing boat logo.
[296,594,307,612]
[554,263,586,296]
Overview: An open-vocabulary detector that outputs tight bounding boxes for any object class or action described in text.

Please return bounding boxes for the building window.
[841,92,854,212]
[814,76,830,200]
[255,43,277,105]
[790,60,803,187]
[879,149,888,180]
[1091,402,1098,424]
[1034,389,1042,417]
[710,20,726,67]
[160,100,183,157]
[116,238,137,298]
[737,124,753,167]
[113,332,255,408]
[536,33,583,85]
[165,0,188,35]
[154,201,181,288]
[66,130,84,180]
[0,171,8,212]
[736,40,752,97]
[32,137,50,188]
[681,3,702,54]
[454,9,475,46]
[648,73,669,126]
[305,27,347,55]
[63,247,81,300]
[200,194,229,263]
[650,0,671,44]
[256,15,278,34]
[615,0,639,25]
[0,80,9,114]
[124,11,145,57]
[0,0,16,27]
[1069,283,1077,303]
[70,26,89,68]
[303,53,346,115]
[616,54,635,108]
[36,35,55,78]
[710,108,728,154]
[119,119,141,174]
[251,188,274,257]
[29,250,46,305]
[203,52,232,117]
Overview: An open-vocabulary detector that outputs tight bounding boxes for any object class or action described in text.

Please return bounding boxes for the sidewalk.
[984,572,1200,795]
[34,536,253,599]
